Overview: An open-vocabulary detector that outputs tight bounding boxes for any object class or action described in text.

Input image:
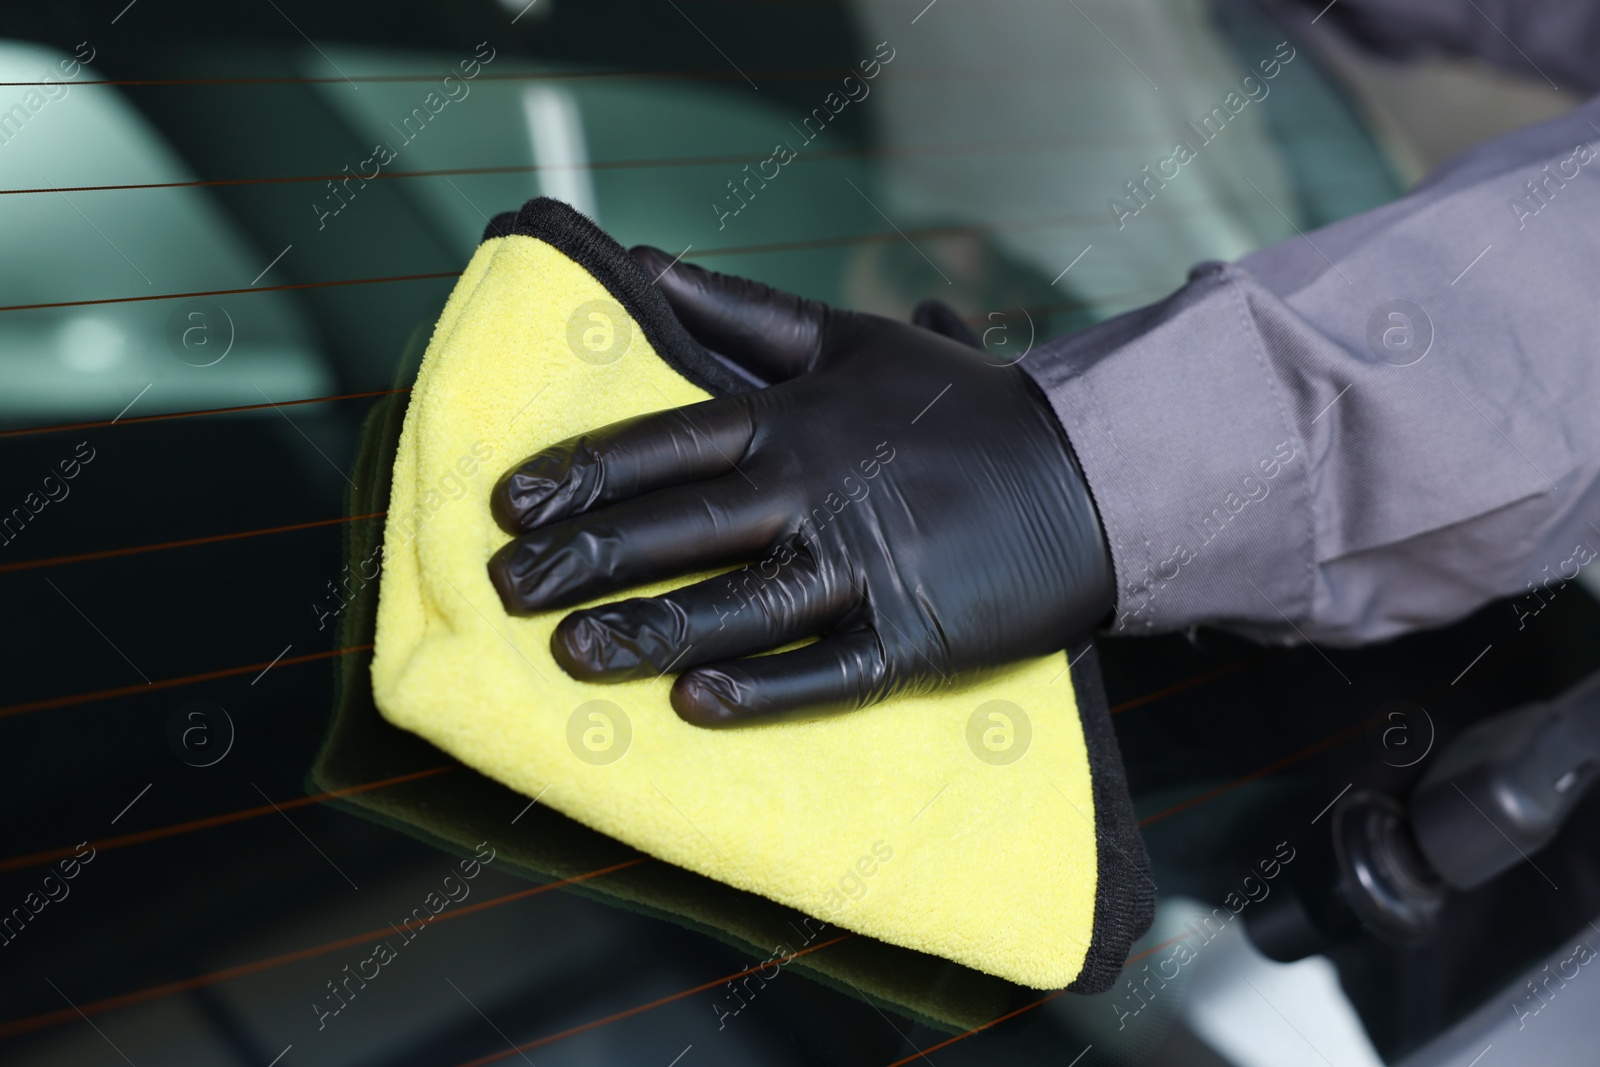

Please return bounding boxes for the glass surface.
[1,3,1596,1065]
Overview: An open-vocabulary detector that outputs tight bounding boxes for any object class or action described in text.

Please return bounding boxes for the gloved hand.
[488,249,1114,726]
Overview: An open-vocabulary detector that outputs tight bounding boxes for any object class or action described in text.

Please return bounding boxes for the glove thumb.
[630,246,827,384]
[911,298,982,349]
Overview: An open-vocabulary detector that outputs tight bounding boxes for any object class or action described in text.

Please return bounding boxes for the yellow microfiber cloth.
[371,197,1153,992]
[316,381,1022,1033]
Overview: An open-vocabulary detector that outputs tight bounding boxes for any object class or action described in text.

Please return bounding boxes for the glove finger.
[670,630,890,727]
[911,298,982,349]
[488,474,788,613]
[492,396,755,534]
[631,246,826,383]
[550,550,852,681]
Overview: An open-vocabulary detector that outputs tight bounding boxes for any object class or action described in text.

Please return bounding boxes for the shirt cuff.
[1019,263,1314,640]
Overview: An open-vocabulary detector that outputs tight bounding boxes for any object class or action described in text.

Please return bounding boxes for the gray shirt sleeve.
[1021,94,1600,647]
[1288,0,1600,96]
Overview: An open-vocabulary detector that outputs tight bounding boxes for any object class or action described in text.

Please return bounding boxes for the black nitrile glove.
[487,250,1114,726]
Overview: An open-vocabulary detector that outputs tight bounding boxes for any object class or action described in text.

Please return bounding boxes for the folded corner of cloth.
[370,196,1154,992]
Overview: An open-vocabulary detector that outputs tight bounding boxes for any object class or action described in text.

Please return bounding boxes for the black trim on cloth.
[482,199,754,399]
[480,197,1155,993]
[1065,636,1157,993]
